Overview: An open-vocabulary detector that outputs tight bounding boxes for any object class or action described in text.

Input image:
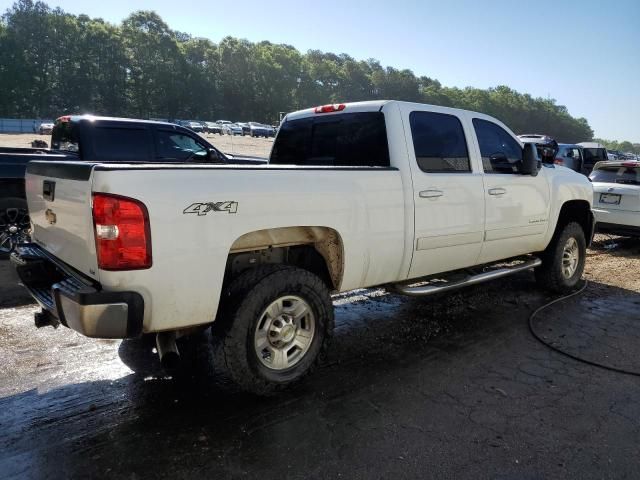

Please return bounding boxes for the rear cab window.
[409,111,470,173]
[51,119,80,154]
[270,112,390,167]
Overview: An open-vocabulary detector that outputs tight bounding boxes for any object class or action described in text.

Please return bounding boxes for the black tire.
[0,197,30,258]
[535,222,586,293]
[211,265,334,395]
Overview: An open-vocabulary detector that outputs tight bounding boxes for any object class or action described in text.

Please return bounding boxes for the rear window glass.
[590,166,640,185]
[270,112,390,167]
[92,127,151,162]
[583,148,607,164]
[51,120,80,154]
[409,111,470,172]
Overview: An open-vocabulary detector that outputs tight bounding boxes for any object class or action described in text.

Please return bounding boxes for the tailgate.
[593,183,640,212]
[25,161,99,279]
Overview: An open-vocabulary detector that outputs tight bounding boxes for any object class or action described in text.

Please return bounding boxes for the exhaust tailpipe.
[156,332,180,369]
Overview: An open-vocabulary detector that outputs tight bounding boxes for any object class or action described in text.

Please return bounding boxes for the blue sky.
[7,0,639,142]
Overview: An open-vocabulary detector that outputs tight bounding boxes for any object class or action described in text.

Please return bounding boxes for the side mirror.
[207,149,223,163]
[521,143,540,176]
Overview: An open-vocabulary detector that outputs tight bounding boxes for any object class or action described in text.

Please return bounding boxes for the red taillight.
[92,193,152,271]
[623,161,638,167]
[554,158,564,165]
[314,103,346,114]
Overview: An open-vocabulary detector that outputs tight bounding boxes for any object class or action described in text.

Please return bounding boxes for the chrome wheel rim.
[0,207,30,254]
[254,295,315,371]
[562,237,580,279]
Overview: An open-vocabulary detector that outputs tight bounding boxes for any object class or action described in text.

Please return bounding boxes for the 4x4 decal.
[183,201,238,215]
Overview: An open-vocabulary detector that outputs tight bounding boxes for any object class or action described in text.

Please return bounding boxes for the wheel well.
[555,200,593,244]
[0,179,25,200]
[226,227,344,291]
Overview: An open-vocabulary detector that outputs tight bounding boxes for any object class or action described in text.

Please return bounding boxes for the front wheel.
[212,265,334,395]
[535,222,586,293]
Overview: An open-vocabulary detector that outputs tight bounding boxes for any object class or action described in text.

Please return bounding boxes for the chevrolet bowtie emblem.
[45,208,57,225]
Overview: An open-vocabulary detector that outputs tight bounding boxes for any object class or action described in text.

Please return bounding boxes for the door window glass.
[473,119,523,174]
[409,111,470,173]
[156,130,208,160]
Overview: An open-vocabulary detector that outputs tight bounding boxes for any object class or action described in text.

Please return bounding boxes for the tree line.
[0,0,633,147]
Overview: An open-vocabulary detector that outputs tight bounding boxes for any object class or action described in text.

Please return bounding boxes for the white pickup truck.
[13,101,594,394]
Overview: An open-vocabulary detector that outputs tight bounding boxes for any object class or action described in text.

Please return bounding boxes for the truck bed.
[25,160,406,332]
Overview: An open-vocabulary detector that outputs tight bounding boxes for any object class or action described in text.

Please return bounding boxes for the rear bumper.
[11,244,144,339]
[593,208,640,236]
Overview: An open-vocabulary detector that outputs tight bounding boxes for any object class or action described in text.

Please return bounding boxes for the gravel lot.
[1,132,640,478]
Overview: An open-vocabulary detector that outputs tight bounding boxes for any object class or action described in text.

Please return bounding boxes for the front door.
[471,118,551,263]
[402,106,485,279]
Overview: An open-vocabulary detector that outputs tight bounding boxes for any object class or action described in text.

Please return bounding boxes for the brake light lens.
[92,193,152,270]
[554,158,564,165]
[314,103,346,114]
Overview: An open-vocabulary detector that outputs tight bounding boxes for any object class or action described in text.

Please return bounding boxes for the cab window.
[409,111,470,173]
[156,130,208,161]
[473,119,523,174]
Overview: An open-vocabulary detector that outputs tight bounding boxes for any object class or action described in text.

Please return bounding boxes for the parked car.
[216,120,232,135]
[553,143,587,174]
[236,122,250,136]
[0,115,265,255]
[12,101,593,395]
[590,160,640,237]
[222,123,243,135]
[607,149,622,161]
[38,122,54,135]
[248,122,272,138]
[518,134,559,164]
[183,121,204,133]
[577,142,608,176]
[203,122,221,134]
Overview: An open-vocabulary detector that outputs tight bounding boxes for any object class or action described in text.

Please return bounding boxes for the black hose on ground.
[528,280,640,377]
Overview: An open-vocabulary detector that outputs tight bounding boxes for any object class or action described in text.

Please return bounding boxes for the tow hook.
[156,331,180,369]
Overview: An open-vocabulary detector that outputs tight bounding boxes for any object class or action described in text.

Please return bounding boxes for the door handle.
[419,189,444,198]
[488,188,506,196]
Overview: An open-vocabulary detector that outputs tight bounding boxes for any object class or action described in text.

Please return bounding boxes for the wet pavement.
[1,261,640,479]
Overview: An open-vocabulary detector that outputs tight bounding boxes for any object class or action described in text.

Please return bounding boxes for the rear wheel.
[535,222,586,293]
[212,265,334,395]
[0,198,30,258]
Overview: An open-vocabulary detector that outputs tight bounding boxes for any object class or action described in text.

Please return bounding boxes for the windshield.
[590,165,640,185]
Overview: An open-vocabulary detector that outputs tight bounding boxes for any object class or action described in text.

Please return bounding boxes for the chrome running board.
[392,257,542,297]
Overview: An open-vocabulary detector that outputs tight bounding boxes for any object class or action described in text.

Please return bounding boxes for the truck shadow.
[0,259,35,308]
[2,276,640,478]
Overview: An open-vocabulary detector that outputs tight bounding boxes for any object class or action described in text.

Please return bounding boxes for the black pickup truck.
[0,115,266,255]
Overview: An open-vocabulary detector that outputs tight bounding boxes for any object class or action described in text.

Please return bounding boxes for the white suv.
[590,160,640,236]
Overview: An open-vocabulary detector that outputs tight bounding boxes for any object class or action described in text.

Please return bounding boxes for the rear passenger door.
[402,106,485,278]
[472,118,550,263]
